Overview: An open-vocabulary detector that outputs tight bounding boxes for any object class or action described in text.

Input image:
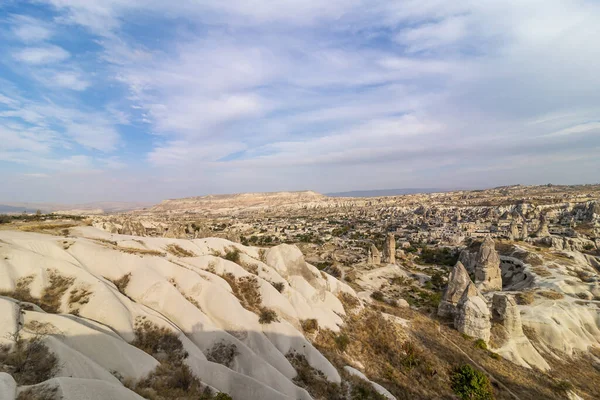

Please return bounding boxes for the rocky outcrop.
[508,221,519,240]
[491,294,550,370]
[533,215,550,238]
[120,219,146,236]
[382,233,395,264]
[454,283,491,342]
[491,294,523,337]
[474,236,502,292]
[438,261,471,318]
[368,244,381,265]
[521,223,529,239]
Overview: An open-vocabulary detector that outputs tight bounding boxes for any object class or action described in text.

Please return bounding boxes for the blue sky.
[0,0,599,203]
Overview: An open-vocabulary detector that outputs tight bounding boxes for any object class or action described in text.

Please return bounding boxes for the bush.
[370,291,385,302]
[451,365,494,400]
[224,248,241,264]
[335,334,350,352]
[301,319,319,333]
[0,334,59,385]
[515,292,534,305]
[474,339,488,350]
[131,319,188,363]
[258,308,279,324]
[206,341,238,368]
[110,273,132,297]
[271,281,285,293]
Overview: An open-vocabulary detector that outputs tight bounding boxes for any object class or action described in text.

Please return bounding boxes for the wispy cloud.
[13,45,70,65]
[0,0,598,202]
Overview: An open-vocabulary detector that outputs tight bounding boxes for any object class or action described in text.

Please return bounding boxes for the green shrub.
[224,248,241,263]
[451,365,494,400]
[370,291,384,302]
[301,319,319,333]
[474,339,488,350]
[335,334,350,352]
[258,308,279,324]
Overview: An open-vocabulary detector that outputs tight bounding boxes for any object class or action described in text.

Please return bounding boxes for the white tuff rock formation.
[382,233,395,264]
[368,244,381,265]
[437,261,471,318]
[474,236,502,292]
[491,294,549,371]
[454,283,491,343]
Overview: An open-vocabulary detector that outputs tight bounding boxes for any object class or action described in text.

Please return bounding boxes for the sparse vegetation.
[301,318,319,333]
[515,291,535,305]
[0,271,75,314]
[334,334,350,352]
[370,291,384,302]
[110,273,132,296]
[0,333,59,386]
[338,292,360,312]
[417,247,459,267]
[474,339,488,350]
[537,290,564,300]
[166,244,196,257]
[271,281,285,292]
[259,307,279,324]
[16,384,59,400]
[223,247,241,263]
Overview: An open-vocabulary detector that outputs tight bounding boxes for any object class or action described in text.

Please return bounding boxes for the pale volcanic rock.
[490,294,549,371]
[454,283,491,343]
[474,236,503,292]
[0,373,16,400]
[382,233,396,264]
[368,244,381,265]
[0,228,363,400]
[438,261,471,318]
[509,221,519,240]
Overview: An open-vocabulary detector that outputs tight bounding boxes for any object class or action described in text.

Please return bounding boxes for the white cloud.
[50,71,91,91]
[10,15,53,42]
[13,45,70,65]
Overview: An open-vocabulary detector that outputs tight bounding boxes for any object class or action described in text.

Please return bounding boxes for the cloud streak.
[0,0,598,202]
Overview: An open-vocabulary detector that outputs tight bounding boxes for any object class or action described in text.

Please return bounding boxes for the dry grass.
[166,244,196,257]
[271,281,285,293]
[220,273,278,324]
[120,246,166,257]
[536,290,564,300]
[530,266,553,278]
[67,285,92,315]
[110,273,131,297]
[286,351,386,400]
[0,275,37,304]
[126,318,230,400]
[515,292,535,305]
[220,273,262,314]
[19,223,78,233]
[16,385,59,400]
[0,271,74,314]
[338,292,360,312]
[301,319,319,333]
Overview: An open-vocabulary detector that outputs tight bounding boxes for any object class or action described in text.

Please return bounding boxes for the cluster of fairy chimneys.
[508,215,552,241]
[367,233,396,265]
[438,236,503,342]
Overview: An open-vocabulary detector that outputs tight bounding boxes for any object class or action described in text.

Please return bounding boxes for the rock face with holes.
[454,283,491,343]
[438,261,471,318]
[474,236,502,292]
[382,233,395,264]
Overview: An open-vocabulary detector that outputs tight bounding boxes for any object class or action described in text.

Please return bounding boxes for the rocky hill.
[149,191,326,215]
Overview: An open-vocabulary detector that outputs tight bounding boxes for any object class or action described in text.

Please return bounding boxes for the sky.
[0,0,599,203]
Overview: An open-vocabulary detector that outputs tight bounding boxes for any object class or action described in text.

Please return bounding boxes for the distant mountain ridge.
[326,188,447,197]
